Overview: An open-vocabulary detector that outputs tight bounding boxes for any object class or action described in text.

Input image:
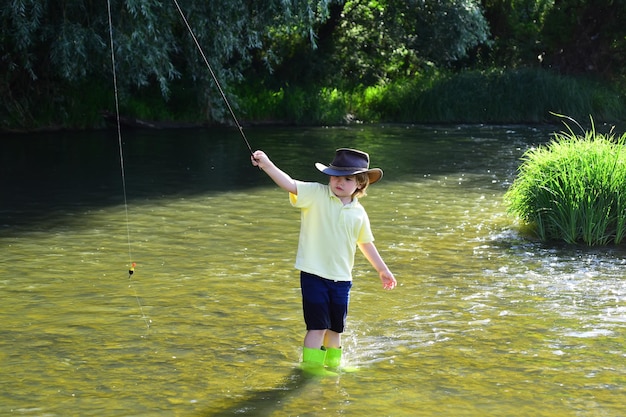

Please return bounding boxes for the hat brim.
[315,163,383,184]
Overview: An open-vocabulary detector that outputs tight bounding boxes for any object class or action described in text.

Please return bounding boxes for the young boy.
[251,148,396,373]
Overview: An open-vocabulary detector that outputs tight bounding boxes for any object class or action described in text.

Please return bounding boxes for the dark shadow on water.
[0,128,268,233]
[1,124,553,233]
[199,369,314,416]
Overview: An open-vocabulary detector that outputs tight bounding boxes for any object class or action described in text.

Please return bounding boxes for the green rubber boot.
[324,347,358,373]
[301,347,337,377]
[324,347,342,368]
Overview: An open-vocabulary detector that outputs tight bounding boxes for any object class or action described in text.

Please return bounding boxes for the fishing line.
[107,0,150,330]
[171,0,255,156]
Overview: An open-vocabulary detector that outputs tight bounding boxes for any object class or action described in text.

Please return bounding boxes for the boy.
[251,148,396,373]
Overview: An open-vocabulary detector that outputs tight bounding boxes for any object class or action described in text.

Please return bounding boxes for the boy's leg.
[304,329,326,348]
[324,330,342,368]
[299,273,351,374]
[324,330,341,348]
[323,280,351,368]
[301,272,331,349]
[299,273,335,375]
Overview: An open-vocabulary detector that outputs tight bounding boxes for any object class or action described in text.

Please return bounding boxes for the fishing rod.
[171,0,255,156]
[105,0,253,331]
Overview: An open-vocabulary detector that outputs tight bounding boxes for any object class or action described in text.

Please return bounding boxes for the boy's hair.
[353,172,370,198]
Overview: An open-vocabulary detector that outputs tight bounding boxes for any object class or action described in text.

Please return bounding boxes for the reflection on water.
[1,125,625,416]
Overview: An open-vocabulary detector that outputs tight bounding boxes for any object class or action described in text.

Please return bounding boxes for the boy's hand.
[380,269,397,290]
[250,150,298,194]
[251,150,271,170]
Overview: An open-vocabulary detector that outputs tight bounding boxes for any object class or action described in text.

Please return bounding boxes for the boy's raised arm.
[251,150,298,195]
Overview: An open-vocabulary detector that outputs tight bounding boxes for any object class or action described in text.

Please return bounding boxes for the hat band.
[328,165,368,171]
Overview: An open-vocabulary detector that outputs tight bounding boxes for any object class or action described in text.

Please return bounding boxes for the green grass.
[235,68,626,125]
[355,68,626,124]
[505,117,626,245]
[235,83,350,125]
[4,67,625,130]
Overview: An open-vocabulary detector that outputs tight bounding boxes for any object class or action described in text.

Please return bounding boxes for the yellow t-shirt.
[289,181,374,281]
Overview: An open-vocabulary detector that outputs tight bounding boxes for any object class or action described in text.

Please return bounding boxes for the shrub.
[505,117,626,245]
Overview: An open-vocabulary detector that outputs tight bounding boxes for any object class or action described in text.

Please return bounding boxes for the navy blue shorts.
[300,271,352,333]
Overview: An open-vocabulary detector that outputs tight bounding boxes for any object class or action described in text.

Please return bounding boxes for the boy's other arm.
[358,241,397,290]
[251,150,297,194]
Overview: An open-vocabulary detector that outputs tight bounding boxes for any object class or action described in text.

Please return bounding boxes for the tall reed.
[505,119,626,245]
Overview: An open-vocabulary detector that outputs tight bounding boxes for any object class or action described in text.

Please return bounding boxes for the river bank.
[3,68,625,132]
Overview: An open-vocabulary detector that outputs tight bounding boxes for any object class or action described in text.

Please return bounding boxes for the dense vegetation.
[505,119,626,245]
[2,0,626,129]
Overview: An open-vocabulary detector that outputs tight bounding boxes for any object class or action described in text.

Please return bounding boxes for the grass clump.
[505,117,626,245]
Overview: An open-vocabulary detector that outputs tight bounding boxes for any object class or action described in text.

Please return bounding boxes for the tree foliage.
[540,0,626,78]
[480,0,626,79]
[480,0,554,67]
[332,0,491,85]
[264,0,491,88]
[1,0,625,128]
[1,0,336,125]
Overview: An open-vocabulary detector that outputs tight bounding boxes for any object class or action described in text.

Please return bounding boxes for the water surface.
[1,125,624,416]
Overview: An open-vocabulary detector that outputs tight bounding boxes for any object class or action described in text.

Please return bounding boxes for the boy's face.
[329,175,360,200]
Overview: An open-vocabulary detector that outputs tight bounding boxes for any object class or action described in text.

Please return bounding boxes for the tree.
[540,0,626,78]
[480,0,626,81]
[327,0,492,86]
[0,0,337,126]
[480,0,554,67]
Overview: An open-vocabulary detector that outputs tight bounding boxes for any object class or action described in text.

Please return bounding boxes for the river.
[1,125,624,416]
